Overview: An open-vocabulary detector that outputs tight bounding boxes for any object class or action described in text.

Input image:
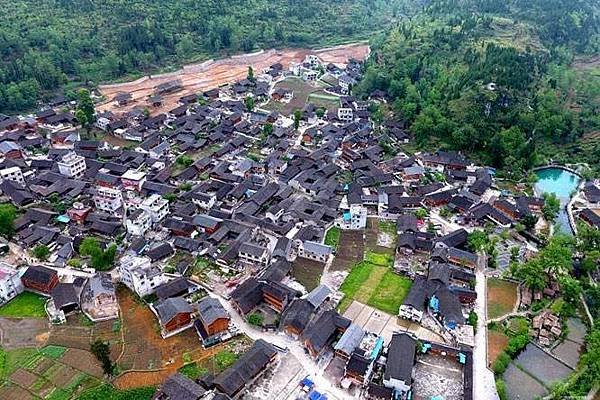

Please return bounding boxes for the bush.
[91,339,113,376]
[247,313,263,326]
[505,334,529,358]
[467,310,478,330]
[32,244,50,261]
[492,351,511,375]
[496,378,508,400]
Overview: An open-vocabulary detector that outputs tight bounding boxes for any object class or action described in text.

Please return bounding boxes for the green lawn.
[0,292,47,318]
[338,253,411,315]
[324,226,341,249]
[368,270,412,314]
[364,250,394,267]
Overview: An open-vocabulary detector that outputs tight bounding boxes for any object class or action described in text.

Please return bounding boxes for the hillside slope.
[0,0,421,113]
[357,0,600,175]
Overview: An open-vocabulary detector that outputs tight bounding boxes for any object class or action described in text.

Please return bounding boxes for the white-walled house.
[119,255,167,297]
[0,262,24,305]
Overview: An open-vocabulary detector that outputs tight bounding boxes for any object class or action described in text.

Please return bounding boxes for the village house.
[213,339,277,398]
[296,240,332,263]
[153,373,205,400]
[383,332,416,395]
[154,296,194,337]
[57,152,86,178]
[0,262,24,305]
[195,297,230,343]
[94,186,123,213]
[80,273,119,321]
[119,255,167,297]
[21,265,59,295]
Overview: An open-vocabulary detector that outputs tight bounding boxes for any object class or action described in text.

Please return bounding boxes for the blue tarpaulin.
[429,295,439,312]
[301,377,314,389]
[458,353,466,364]
[343,212,351,221]
[421,343,431,353]
[309,391,328,400]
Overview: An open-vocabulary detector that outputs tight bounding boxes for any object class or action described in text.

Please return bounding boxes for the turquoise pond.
[534,167,581,235]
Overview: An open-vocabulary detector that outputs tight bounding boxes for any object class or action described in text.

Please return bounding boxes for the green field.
[324,226,341,249]
[0,292,47,318]
[307,92,340,110]
[368,270,413,314]
[338,253,411,314]
[77,384,155,400]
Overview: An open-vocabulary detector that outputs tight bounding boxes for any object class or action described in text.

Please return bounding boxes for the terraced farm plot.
[0,346,102,400]
[487,278,518,319]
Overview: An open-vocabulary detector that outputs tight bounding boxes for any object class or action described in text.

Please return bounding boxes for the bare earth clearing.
[97,43,370,117]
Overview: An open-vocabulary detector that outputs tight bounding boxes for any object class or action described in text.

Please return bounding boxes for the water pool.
[534,167,581,235]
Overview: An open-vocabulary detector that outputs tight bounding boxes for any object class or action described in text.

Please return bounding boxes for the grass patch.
[487,278,518,320]
[179,362,208,380]
[367,270,412,314]
[324,226,341,249]
[338,261,375,312]
[215,350,238,371]
[0,292,47,318]
[47,388,71,400]
[507,317,530,336]
[378,220,397,236]
[364,251,394,267]
[40,345,67,360]
[64,372,88,392]
[77,384,155,400]
[338,258,411,315]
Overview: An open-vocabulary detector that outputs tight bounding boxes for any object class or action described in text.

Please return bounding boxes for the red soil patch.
[97,43,370,117]
[488,330,510,366]
[113,287,229,389]
[0,383,35,400]
[9,369,38,387]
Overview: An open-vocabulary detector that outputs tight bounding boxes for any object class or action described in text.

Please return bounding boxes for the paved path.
[473,253,500,400]
[208,291,348,400]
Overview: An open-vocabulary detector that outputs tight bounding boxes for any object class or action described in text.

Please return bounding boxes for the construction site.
[97,43,370,117]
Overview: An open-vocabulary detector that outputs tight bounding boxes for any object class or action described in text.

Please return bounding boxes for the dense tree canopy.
[0,0,420,113]
[356,0,600,176]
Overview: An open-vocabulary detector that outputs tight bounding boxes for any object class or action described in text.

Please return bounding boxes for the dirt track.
[97,43,370,116]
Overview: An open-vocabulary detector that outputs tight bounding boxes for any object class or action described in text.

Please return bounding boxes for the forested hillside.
[0,0,420,113]
[357,0,600,176]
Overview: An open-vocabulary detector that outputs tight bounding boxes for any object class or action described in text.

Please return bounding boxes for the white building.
[140,194,169,223]
[119,255,167,297]
[191,192,216,210]
[0,262,24,305]
[0,166,24,185]
[336,204,367,230]
[57,152,86,178]
[121,170,146,191]
[125,209,152,236]
[337,108,354,122]
[297,240,332,263]
[94,186,123,212]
